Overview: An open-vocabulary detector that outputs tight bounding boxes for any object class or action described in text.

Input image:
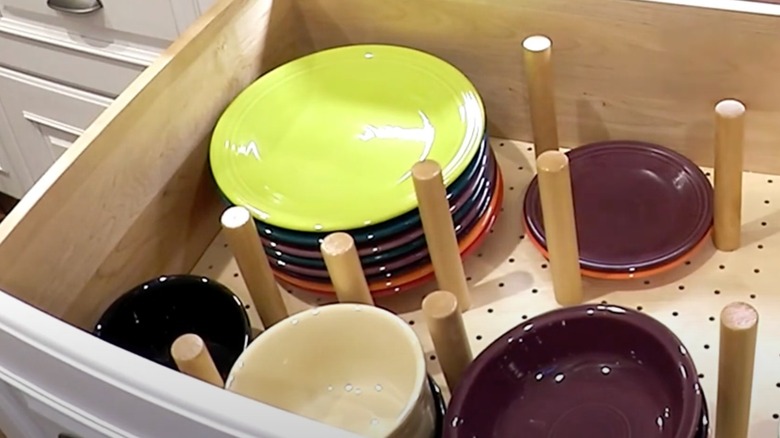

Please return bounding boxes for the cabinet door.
[0,66,111,186]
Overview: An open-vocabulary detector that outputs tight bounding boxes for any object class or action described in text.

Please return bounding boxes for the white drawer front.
[1,0,183,45]
[24,396,124,438]
[0,67,111,186]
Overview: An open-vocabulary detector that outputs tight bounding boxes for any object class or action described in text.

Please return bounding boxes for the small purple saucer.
[524,140,713,273]
[444,304,703,438]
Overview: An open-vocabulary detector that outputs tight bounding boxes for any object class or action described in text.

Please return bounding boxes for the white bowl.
[226,304,434,438]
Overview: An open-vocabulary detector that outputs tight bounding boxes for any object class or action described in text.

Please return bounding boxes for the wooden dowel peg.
[221,206,288,328]
[536,150,583,306]
[412,160,471,312]
[713,99,746,252]
[422,291,473,391]
[715,302,758,438]
[171,333,225,387]
[522,35,559,158]
[320,232,374,305]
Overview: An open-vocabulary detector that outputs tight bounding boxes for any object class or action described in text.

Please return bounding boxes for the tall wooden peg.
[715,302,758,438]
[221,206,288,328]
[412,160,471,312]
[536,150,583,306]
[171,333,225,387]
[713,99,746,251]
[422,291,473,391]
[522,35,559,157]
[320,232,374,306]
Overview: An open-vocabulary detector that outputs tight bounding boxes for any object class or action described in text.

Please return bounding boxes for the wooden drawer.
[0,66,111,186]
[0,0,776,436]
[1,0,779,321]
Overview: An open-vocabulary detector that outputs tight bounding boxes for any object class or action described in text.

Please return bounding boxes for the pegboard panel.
[191,138,780,437]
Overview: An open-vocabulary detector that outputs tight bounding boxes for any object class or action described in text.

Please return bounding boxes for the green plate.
[210,44,486,232]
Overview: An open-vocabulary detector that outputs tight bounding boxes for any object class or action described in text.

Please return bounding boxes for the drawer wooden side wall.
[0,0,301,329]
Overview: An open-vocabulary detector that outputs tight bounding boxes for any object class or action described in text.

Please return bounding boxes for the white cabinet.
[0,292,355,438]
[0,0,211,199]
[0,67,111,183]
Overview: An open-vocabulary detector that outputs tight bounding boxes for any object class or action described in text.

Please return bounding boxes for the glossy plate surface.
[210,44,485,232]
[524,141,713,273]
[444,304,703,438]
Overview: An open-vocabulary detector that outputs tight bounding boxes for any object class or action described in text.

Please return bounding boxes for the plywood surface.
[194,138,780,437]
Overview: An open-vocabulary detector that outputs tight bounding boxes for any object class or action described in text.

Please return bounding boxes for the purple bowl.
[445,304,703,438]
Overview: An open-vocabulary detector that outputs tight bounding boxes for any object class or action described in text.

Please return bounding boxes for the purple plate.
[445,304,703,438]
[524,140,713,273]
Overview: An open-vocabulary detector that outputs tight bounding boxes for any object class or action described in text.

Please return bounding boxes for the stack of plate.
[209,44,503,296]
[523,140,714,280]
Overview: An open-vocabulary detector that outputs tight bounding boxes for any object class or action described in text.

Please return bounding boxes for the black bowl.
[93,274,251,381]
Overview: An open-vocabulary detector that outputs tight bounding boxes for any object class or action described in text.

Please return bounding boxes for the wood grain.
[291,0,780,173]
[0,0,301,329]
[716,302,759,438]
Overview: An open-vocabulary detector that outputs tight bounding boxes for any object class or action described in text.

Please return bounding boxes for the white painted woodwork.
[2,0,181,47]
[0,19,151,96]
[0,0,209,199]
[0,66,111,186]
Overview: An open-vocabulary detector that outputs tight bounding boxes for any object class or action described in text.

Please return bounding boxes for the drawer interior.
[0,0,778,334]
[0,2,778,433]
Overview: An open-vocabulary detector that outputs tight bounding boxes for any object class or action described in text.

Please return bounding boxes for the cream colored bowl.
[225,304,435,438]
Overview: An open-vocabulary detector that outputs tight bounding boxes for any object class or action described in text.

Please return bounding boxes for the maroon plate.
[444,304,703,438]
[523,141,713,273]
